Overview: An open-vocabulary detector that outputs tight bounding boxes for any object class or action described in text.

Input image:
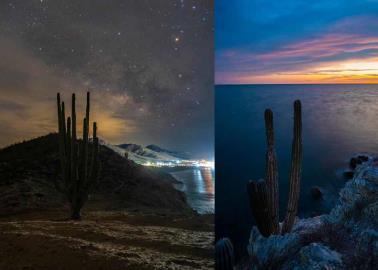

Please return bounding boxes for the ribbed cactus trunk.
[71,93,79,220]
[264,109,279,234]
[215,238,234,270]
[56,92,100,220]
[247,179,272,237]
[282,100,302,234]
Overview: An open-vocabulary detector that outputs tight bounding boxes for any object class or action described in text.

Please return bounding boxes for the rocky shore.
[241,155,378,269]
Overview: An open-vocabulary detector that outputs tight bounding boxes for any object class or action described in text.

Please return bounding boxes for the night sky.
[0,0,213,159]
[216,0,378,84]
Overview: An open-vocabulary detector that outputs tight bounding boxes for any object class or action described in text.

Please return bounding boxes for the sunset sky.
[0,0,213,158]
[216,0,378,84]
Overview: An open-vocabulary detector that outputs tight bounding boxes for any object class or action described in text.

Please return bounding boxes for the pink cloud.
[257,34,378,61]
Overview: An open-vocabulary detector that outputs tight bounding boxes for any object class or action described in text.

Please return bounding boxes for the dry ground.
[0,211,214,270]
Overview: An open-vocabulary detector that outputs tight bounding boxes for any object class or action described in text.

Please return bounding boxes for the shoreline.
[167,167,215,215]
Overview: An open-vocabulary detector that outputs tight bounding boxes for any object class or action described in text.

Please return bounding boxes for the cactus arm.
[247,179,274,237]
[57,93,62,138]
[61,102,66,150]
[82,92,90,185]
[87,122,99,189]
[56,94,65,179]
[86,92,90,132]
[55,94,67,194]
[65,117,72,194]
[82,118,88,185]
[71,93,77,182]
[264,109,279,234]
[282,100,302,234]
[70,93,79,217]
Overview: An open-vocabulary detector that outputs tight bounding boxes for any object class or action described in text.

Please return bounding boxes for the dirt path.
[0,211,214,270]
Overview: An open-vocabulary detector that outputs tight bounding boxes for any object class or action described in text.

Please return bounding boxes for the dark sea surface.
[215,84,378,260]
[171,168,215,214]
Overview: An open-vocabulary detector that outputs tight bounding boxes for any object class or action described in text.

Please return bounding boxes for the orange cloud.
[241,57,378,84]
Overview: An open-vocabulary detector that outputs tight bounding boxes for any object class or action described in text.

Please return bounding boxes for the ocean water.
[171,168,215,214]
[215,84,378,260]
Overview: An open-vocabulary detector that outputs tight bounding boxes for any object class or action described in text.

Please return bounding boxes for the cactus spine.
[56,92,100,220]
[215,238,234,270]
[247,100,302,236]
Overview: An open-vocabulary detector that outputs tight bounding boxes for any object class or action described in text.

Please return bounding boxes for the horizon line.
[215,82,378,86]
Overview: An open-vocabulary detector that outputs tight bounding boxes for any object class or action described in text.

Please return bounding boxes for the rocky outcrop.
[282,243,343,270]
[245,155,378,269]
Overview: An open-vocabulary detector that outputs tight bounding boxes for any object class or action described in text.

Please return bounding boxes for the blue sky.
[216,0,378,84]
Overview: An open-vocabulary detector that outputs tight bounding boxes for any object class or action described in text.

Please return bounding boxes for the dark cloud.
[0,0,213,158]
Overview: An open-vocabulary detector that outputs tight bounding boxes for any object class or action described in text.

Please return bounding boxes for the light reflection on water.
[171,168,214,214]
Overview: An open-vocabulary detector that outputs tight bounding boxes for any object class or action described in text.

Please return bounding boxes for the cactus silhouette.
[282,100,302,234]
[215,238,234,270]
[56,92,100,220]
[247,100,302,236]
[264,109,279,234]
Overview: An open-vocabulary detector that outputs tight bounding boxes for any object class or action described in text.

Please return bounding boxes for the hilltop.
[0,133,193,216]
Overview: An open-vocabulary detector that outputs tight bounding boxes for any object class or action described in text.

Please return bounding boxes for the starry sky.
[0,0,213,159]
[216,0,378,84]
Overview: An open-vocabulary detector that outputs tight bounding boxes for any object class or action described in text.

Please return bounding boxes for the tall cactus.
[56,92,100,220]
[282,100,302,234]
[264,109,279,234]
[247,100,302,236]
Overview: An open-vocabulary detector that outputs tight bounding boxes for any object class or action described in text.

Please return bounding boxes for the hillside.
[0,134,214,269]
[0,133,193,216]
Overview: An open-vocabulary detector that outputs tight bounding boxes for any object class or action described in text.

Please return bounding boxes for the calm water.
[171,168,215,214]
[215,84,378,260]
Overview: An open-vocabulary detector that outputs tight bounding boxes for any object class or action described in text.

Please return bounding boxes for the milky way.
[0,0,213,158]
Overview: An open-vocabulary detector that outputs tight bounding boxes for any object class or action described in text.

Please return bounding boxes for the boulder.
[310,186,322,199]
[247,227,302,269]
[343,170,354,180]
[349,157,361,169]
[358,155,369,162]
[282,243,343,270]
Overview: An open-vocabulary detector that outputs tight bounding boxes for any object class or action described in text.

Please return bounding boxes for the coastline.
[168,167,215,215]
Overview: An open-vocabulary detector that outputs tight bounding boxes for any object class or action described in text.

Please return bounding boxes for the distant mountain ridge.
[145,144,190,159]
[116,143,191,161]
